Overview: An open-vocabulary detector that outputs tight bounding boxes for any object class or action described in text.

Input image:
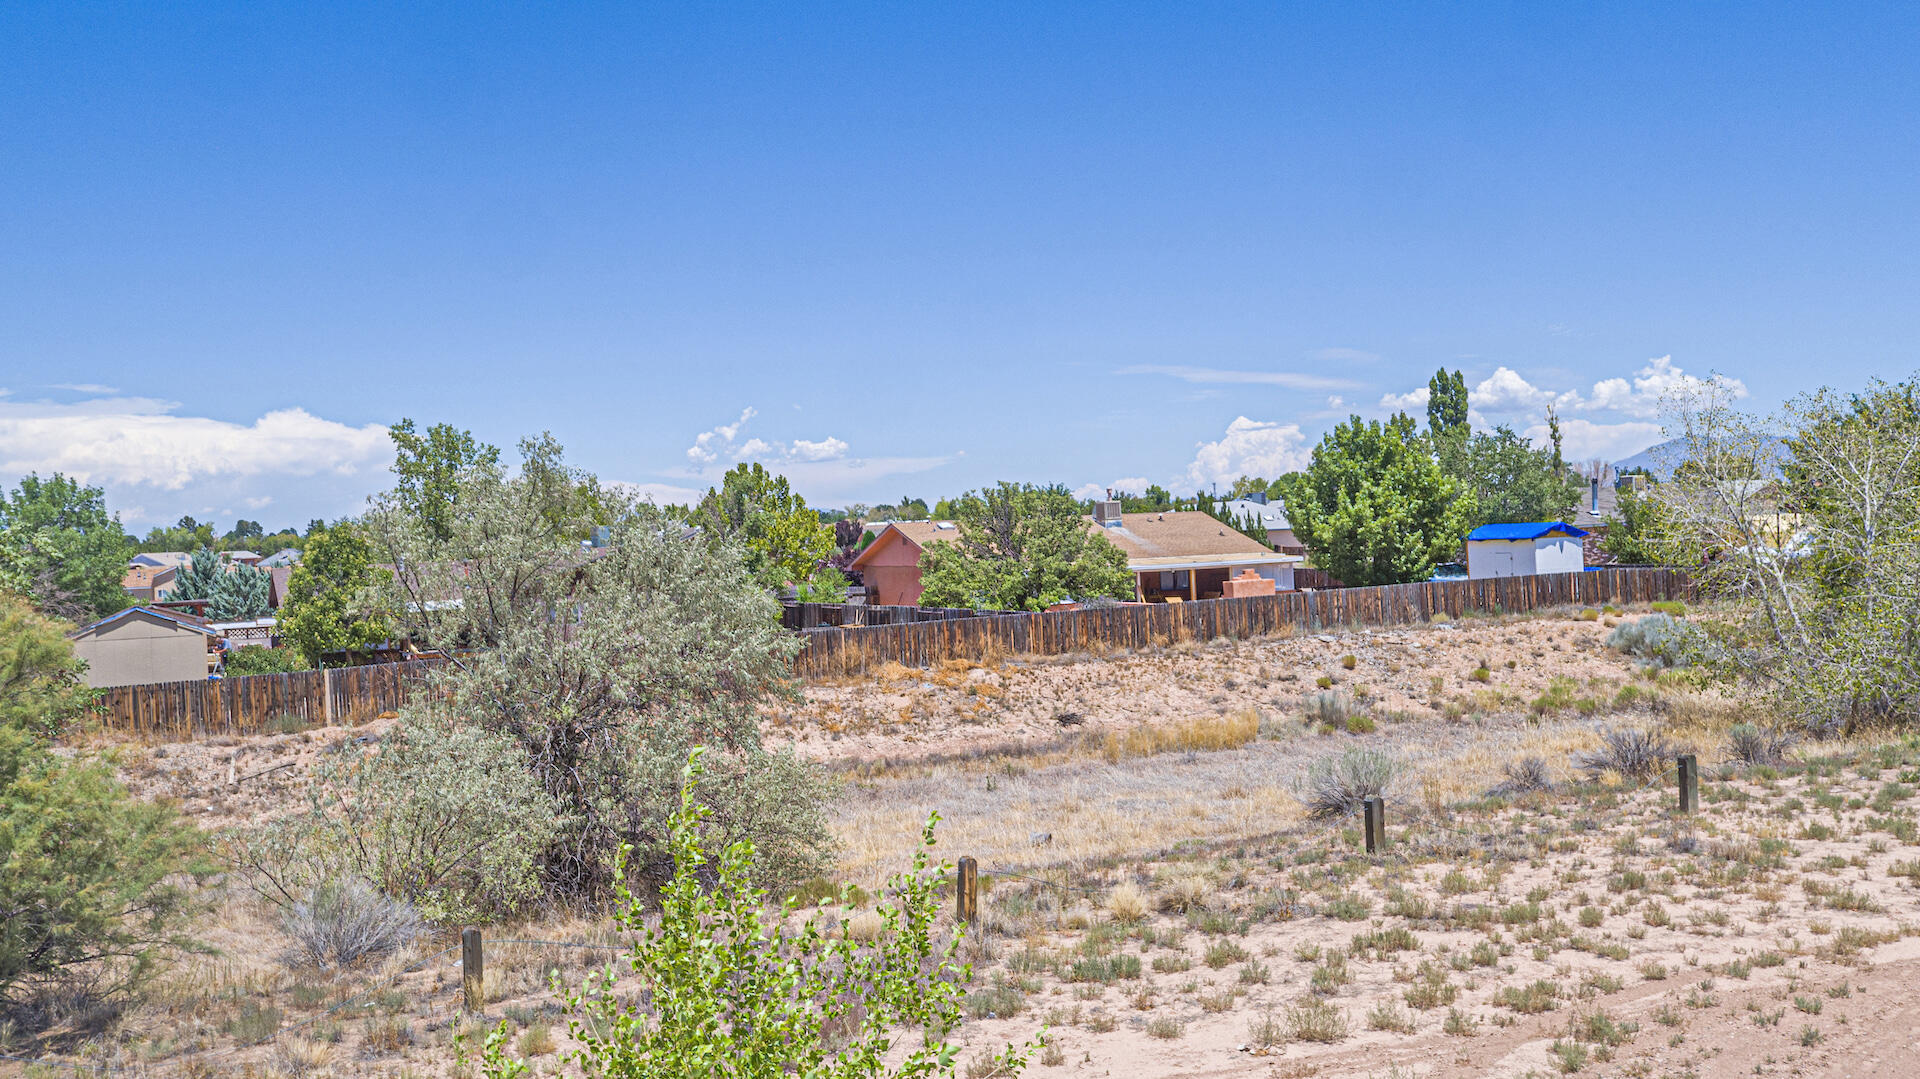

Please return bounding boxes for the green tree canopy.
[1443,425,1583,529]
[0,595,206,1018]
[917,482,1133,610]
[0,473,133,621]
[1276,414,1473,586]
[1427,368,1469,439]
[389,418,502,547]
[695,463,837,590]
[279,526,391,666]
[1601,487,1669,565]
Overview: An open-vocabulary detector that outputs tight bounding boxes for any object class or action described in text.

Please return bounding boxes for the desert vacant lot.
[40,604,1920,1078]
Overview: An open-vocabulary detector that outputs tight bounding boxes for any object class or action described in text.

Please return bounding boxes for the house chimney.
[1093,500,1122,526]
[1590,478,1599,513]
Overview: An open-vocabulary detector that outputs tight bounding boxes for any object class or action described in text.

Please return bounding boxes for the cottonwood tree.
[917,482,1132,610]
[1444,426,1582,529]
[695,463,838,592]
[279,526,391,666]
[1278,414,1473,586]
[367,435,831,898]
[0,473,133,621]
[1655,377,1920,733]
[388,418,501,547]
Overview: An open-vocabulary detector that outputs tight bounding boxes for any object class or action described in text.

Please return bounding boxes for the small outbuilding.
[1464,522,1589,580]
[67,606,218,687]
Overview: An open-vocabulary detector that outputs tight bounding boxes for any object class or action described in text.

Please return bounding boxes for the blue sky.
[3,4,1916,531]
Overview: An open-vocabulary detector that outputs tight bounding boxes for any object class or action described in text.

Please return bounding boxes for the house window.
[1159,572,1175,590]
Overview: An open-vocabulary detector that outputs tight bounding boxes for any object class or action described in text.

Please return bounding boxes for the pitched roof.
[69,605,218,639]
[850,521,961,568]
[1089,512,1299,567]
[1467,522,1589,542]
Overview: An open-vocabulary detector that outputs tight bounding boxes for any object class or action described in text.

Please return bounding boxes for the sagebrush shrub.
[282,879,422,970]
[1605,614,1691,669]
[226,706,560,923]
[1303,690,1356,730]
[1728,723,1796,766]
[1489,755,1553,796]
[1299,746,1401,819]
[1572,727,1674,781]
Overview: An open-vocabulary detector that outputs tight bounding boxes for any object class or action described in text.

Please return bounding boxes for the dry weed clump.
[1104,883,1149,924]
[1101,708,1259,762]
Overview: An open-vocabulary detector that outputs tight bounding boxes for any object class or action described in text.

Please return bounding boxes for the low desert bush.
[1287,998,1349,1043]
[1606,613,1691,668]
[1488,755,1554,796]
[1299,746,1402,819]
[282,879,423,970]
[1728,723,1796,767]
[1572,727,1675,782]
[1302,691,1357,730]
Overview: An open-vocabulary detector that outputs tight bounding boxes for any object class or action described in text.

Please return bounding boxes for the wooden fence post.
[1363,796,1386,853]
[1676,754,1698,813]
[956,857,978,925]
[461,927,484,1012]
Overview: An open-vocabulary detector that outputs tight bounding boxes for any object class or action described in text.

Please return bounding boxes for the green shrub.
[0,598,209,1020]
[223,645,309,677]
[477,750,1040,1078]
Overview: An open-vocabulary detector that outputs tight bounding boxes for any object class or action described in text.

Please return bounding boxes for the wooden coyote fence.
[789,567,1691,679]
[97,657,447,741]
[779,602,999,631]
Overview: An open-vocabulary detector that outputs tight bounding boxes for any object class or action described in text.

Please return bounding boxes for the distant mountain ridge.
[1612,436,1789,479]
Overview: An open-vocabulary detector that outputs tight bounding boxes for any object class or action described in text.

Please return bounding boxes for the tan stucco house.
[68,606,218,688]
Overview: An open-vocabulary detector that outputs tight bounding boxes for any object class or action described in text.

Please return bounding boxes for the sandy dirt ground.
[65,607,1920,1079]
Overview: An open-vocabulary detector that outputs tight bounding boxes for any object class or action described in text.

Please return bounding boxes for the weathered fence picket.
[788,567,1689,679]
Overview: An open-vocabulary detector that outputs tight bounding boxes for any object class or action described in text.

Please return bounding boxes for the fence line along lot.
[97,658,445,741]
[98,568,1685,740]
[789,567,1689,678]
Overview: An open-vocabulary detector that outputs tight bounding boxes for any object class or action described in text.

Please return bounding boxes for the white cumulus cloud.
[0,396,390,490]
[789,436,850,462]
[1379,356,1746,429]
[1186,417,1311,491]
[0,393,393,530]
[684,406,850,466]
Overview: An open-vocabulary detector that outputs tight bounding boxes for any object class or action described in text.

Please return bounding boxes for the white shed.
[1464,522,1589,580]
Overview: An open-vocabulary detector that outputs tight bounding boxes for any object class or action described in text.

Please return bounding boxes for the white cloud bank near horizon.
[1377,356,1745,461]
[0,392,393,530]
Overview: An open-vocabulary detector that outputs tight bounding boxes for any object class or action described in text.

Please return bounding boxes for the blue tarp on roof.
[1466,522,1589,542]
